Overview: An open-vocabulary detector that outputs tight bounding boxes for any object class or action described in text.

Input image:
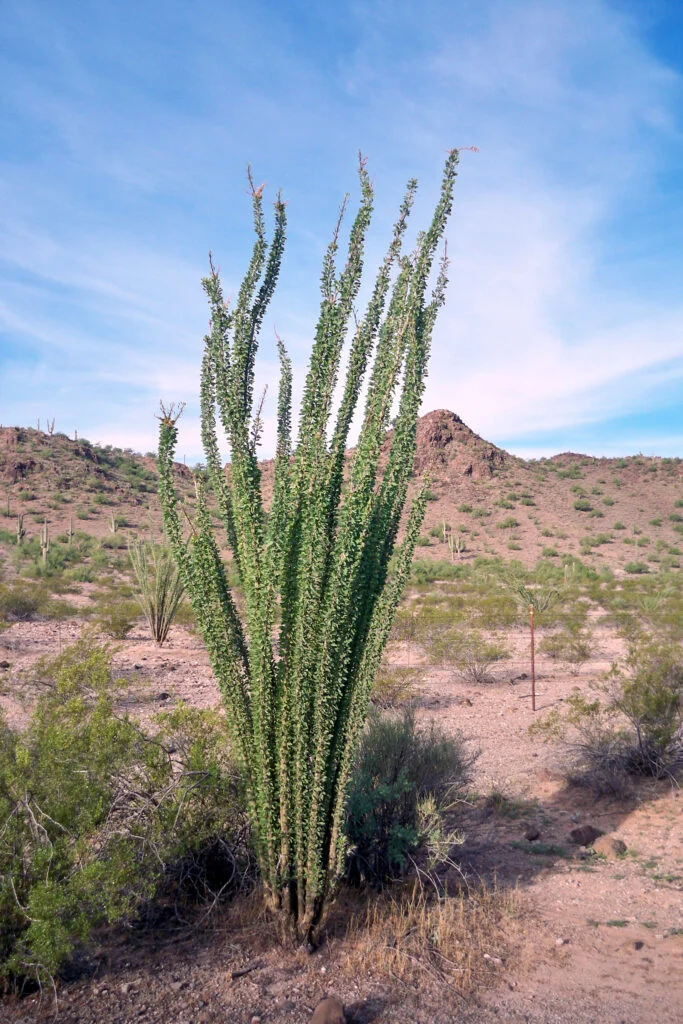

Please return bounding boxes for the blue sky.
[1,0,682,461]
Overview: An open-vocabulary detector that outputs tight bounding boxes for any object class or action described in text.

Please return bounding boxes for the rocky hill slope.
[1,413,681,573]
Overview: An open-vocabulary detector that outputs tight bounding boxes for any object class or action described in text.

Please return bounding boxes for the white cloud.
[1,0,682,461]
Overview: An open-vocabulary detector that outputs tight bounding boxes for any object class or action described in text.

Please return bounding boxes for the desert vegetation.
[0,184,682,1024]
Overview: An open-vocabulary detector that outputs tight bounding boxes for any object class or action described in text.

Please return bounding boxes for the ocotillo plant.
[157,151,460,942]
[129,539,185,645]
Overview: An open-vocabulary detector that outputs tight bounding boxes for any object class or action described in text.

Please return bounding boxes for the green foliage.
[557,465,583,479]
[625,561,650,574]
[497,516,519,529]
[533,639,682,794]
[156,153,460,941]
[96,598,140,639]
[345,710,475,883]
[539,624,593,673]
[129,540,185,645]
[0,640,247,988]
[0,581,71,624]
[573,498,592,512]
[371,664,419,709]
[433,628,508,682]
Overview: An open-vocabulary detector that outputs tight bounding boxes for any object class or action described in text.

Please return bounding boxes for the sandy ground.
[1,616,681,1024]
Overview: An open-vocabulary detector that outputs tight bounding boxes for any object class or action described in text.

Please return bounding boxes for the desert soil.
[1,613,681,1024]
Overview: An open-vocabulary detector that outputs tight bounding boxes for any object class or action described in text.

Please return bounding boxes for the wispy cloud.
[1,0,682,461]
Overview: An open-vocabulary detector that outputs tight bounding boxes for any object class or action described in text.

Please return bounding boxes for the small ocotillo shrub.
[129,539,185,645]
[157,152,460,941]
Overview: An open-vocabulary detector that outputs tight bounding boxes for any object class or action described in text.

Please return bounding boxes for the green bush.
[345,710,475,883]
[0,581,72,623]
[625,561,649,574]
[432,628,508,682]
[533,639,682,795]
[371,664,419,709]
[497,516,519,529]
[0,639,248,988]
[573,498,592,512]
[539,624,593,673]
[96,598,140,639]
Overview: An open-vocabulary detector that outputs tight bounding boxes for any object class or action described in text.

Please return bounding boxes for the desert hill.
[1,412,682,573]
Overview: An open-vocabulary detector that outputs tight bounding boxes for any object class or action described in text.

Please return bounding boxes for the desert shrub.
[497,516,519,529]
[533,639,682,795]
[371,664,419,708]
[96,598,140,639]
[431,628,507,682]
[0,640,248,988]
[539,624,593,673]
[573,498,592,512]
[101,534,127,550]
[345,710,475,883]
[0,581,50,621]
[470,590,518,629]
[409,559,466,585]
[625,561,649,574]
[129,540,184,645]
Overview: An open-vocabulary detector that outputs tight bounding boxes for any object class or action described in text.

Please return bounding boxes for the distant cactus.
[16,514,25,546]
[40,520,50,566]
[444,523,466,561]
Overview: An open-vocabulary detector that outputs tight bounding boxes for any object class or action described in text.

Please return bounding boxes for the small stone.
[0,660,11,669]
[592,835,627,859]
[555,937,569,946]
[568,825,603,846]
[311,995,346,1024]
[155,691,171,701]
[633,940,645,950]
[120,982,134,995]
[524,826,541,842]
[251,1017,261,1024]
[170,980,188,993]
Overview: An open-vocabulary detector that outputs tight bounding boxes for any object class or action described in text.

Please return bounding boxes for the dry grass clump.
[342,880,521,997]
[371,664,420,708]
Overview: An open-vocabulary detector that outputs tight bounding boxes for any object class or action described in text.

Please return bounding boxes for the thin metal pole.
[529,604,536,712]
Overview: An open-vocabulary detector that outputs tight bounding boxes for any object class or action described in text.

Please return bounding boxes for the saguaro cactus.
[157,152,460,942]
[40,519,50,567]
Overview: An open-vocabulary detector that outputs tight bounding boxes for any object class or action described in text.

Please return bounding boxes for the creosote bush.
[345,710,475,883]
[531,638,683,794]
[0,639,248,989]
[157,152,460,941]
